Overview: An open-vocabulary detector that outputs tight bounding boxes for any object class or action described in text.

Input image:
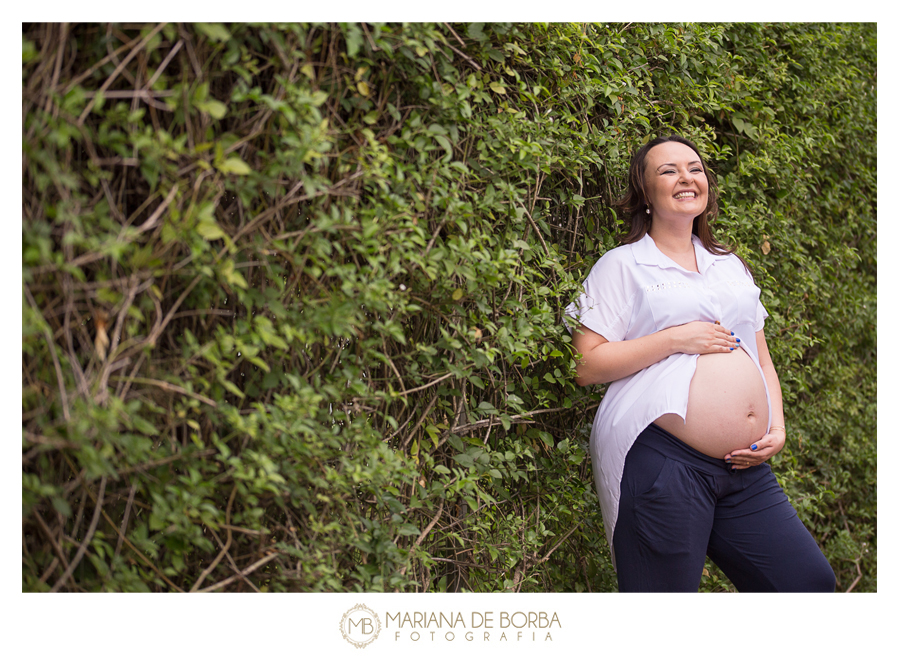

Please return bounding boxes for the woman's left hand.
[725,430,786,469]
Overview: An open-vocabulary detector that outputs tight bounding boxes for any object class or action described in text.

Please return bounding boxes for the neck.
[648,222,694,254]
[648,222,699,273]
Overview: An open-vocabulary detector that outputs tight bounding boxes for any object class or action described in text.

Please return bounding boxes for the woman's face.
[642,142,709,224]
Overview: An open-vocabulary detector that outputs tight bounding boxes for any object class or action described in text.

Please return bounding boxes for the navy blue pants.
[613,423,835,592]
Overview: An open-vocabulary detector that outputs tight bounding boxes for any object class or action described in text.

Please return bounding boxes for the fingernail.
[751,444,757,451]
[730,331,734,335]
[730,347,734,350]
[725,457,731,462]
[736,338,741,342]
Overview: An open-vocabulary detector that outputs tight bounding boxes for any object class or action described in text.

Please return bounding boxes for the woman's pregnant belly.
[654,347,769,458]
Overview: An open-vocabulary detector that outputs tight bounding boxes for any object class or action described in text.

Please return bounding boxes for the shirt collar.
[631,232,729,275]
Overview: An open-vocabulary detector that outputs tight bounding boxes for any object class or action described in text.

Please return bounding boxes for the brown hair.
[617,135,736,258]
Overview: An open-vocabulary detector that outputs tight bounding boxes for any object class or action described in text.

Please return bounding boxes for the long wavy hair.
[617,135,736,258]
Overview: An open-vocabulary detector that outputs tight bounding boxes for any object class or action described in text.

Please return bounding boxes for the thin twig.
[145,39,183,89]
[846,559,863,593]
[24,285,70,421]
[62,29,147,95]
[208,526,261,593]
[395,499,444,586]
[147,273,203,346]
[98,505,184,591]
[45,23,68,113]
[451,403,597,435]
[112,483,137,566]
[38,557,61,585]
[114,448,217,477]
[196,551,280,593]
[33,512,77,590]
[535,524,580,566]
[519,204,552,258]
[78,23,168,125]
[83,90,175,99]
[109,376,218,407]
[50,476,107,592]
[444,41,483,72]
[443,22,468,48]
[65,465,184,593]
[396,372,455,397]
[399,394,439,449]
[23,431,78,451]
[136,184,179,233]
[191,486,237,592]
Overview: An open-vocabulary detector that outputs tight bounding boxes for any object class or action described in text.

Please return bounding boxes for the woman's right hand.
[667,321,739,355]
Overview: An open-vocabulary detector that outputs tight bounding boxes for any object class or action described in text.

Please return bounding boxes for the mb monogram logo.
[340,604,382,648]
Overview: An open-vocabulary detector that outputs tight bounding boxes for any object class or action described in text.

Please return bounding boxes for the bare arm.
[571,321,739,385]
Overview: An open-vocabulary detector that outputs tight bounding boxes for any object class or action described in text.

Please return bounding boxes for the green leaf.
[196,100,227,119]
[196,219,225,240]
[22,39,37,63]
[220,378,244,398]
[132,415,159,436]
[52,497,72,518]
[195,23,231,43]
[249,356,271,372]
[217,157,251,175]
[218,259,247,289]
[467,23,487,42]
[433,134,453,160]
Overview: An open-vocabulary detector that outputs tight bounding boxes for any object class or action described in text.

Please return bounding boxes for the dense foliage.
[22,22,875,592]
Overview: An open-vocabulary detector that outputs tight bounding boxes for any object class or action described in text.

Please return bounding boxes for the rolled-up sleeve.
[564,252,635,342]
[754,299,769,332]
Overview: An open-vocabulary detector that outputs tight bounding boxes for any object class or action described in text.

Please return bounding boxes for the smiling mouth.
[674,192,697,199]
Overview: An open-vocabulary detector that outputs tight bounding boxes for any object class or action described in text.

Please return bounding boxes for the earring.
[646,206,651,214]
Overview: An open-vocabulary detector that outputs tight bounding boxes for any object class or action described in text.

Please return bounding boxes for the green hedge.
[22,22,875,592]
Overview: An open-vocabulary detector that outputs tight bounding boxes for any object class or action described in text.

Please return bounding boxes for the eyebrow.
[656,161,702,171]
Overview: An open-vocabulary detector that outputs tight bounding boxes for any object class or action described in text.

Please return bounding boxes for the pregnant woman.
[566,135,835,592]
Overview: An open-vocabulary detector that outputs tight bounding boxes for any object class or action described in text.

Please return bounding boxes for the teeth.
[675,192,696,199]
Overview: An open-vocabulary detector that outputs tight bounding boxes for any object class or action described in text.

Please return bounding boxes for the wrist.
[662,325,680,356]
[769,425,786,435]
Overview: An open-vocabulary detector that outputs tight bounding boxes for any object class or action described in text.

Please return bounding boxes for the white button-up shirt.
[565,232,770,563]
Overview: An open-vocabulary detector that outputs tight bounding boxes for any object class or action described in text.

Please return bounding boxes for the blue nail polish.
[751,444,757,451]
[725,457,731,462]
[737,338,741,342]
[730,347,734,350]
[730,331,734,335]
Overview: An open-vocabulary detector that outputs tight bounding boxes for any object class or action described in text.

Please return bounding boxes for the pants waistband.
[638,423,732,474]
